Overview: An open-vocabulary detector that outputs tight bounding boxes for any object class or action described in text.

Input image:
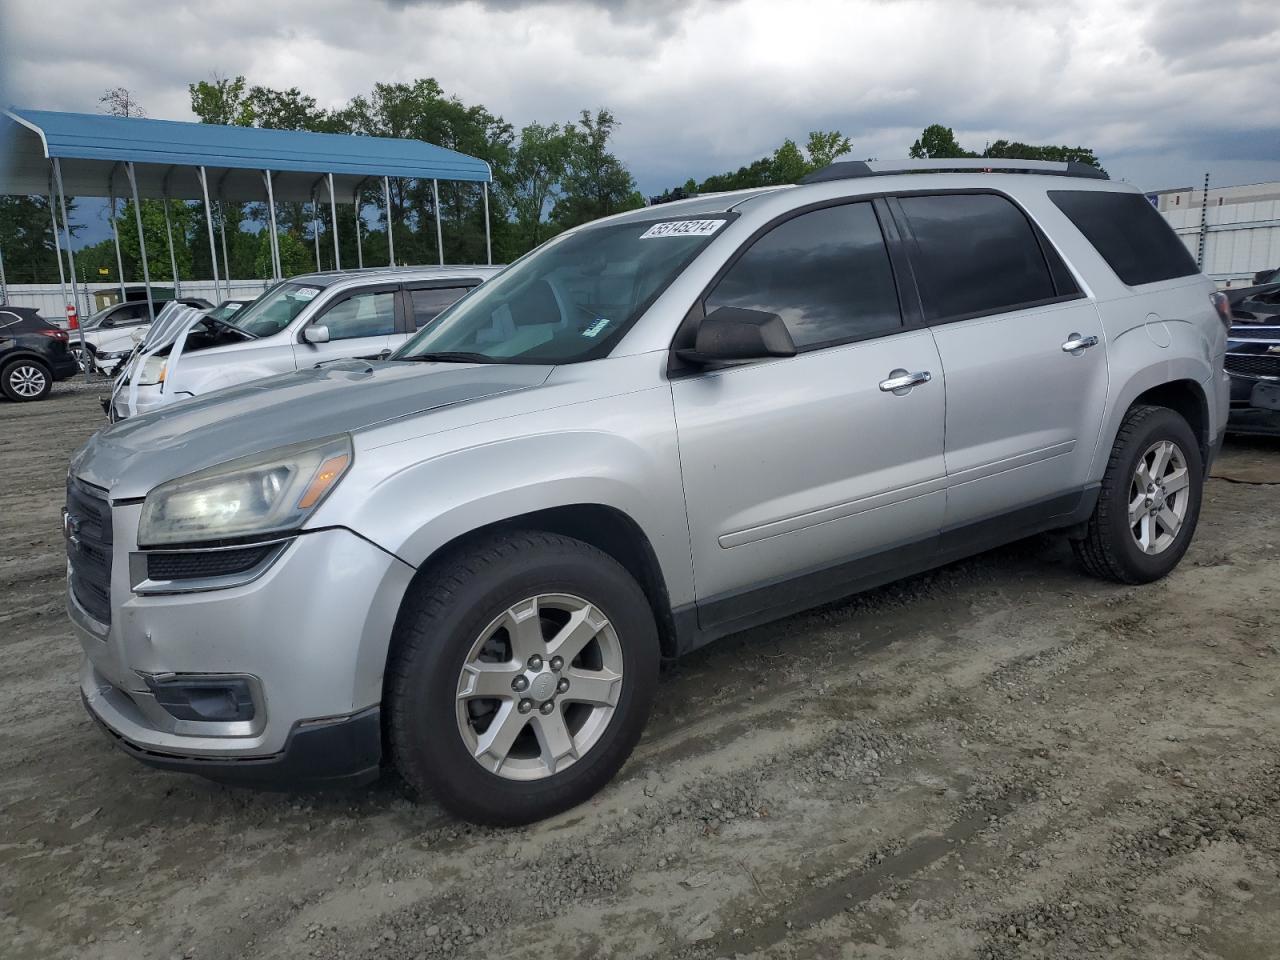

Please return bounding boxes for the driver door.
[293,285,399,368]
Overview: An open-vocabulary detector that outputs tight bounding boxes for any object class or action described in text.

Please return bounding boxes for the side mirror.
[100,318,115,328]
[302,325,330,345]
[677,306,796,364]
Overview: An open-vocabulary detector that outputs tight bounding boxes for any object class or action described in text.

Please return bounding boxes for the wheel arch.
[2,351,54,372]
[1094,360,1212,476]
[393,503,680,662]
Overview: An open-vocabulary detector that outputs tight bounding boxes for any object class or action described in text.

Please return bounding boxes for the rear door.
[892,191,1108,533]
[294,284,399,367]
[671,200,947,631]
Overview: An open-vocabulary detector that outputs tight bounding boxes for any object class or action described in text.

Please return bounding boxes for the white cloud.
[3,0,1279,193]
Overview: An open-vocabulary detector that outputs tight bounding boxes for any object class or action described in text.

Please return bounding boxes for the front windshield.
[80,305,117,329]
[394,216,729,364]
[228,281,326,337]
[207,300,251,322]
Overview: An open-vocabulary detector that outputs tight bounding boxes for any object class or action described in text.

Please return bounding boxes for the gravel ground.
[3,388,1279,960]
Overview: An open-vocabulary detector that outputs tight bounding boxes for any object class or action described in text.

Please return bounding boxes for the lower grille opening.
[147,545,276,581]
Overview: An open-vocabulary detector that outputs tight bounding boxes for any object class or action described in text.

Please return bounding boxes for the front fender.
[316,386,694,610]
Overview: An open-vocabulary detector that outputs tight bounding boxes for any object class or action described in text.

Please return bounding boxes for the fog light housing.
[146,676,256,723]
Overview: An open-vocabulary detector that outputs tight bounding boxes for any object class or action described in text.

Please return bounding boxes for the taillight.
[38,329,69,342]
[1210,291,1233,331]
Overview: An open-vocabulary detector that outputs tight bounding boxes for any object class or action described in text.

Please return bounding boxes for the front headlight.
[138,435,353,547]
[136,356,166,385]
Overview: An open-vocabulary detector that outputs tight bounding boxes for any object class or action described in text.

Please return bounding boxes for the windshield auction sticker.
[292,286,321,301]
[639,219,726,239]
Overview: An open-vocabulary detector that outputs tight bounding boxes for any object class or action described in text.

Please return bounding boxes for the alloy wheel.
[455,593,624,781]
[1128,439,1190,555]
[9,364,47,398]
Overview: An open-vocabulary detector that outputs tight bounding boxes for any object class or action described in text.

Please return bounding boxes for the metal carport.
[0,107,493,328]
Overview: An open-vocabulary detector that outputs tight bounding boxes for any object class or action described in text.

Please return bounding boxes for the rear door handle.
[1061,333,1099,353]
[879,369,932,393]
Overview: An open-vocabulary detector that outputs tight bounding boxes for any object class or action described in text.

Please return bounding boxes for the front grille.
[147,545,276,581]
[66,478,113,625]
[1225,352,1280,379]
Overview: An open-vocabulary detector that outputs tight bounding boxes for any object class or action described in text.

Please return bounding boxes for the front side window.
[409,287,472,328]
[231,281,328,338]
[112,304,151,326]
[705,202,901,349]
[899,193,1057,321]
[317,291,396,341]
[396,218,726,363]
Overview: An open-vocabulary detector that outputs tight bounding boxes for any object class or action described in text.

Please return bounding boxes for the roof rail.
[799,158,1109,184]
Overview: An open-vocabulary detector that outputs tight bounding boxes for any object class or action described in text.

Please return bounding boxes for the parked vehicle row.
[106,269,497,420]
[65,159,1231,826]
[69,297,213,375]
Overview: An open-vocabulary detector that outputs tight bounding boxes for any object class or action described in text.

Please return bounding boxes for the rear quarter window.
[1049,190,1199,286]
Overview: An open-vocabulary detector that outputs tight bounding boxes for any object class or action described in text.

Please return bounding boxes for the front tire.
[1,359,52,401]
[387,531,660,825]
[1072,404,1203,583]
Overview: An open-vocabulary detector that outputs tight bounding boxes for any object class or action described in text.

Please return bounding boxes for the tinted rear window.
[1049,190,1199,286]
[898,193,1058,321]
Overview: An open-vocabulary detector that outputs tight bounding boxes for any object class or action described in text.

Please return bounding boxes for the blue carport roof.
[0,107,490,203]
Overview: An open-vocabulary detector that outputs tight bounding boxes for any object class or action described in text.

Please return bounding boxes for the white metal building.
[1151,180,1280,288]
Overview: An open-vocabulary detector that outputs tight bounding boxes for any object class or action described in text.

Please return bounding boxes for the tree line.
[0,96,1105,289]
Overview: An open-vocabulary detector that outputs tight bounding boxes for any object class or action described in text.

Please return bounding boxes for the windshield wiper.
[207,315,258,339]
[397,351,495,364]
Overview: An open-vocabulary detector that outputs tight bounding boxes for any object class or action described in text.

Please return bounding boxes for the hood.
[73,359,552,499]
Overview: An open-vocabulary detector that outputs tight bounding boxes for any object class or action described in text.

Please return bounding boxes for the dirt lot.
[3,385,1279,960]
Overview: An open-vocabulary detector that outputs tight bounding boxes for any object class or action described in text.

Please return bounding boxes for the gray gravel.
[3,390,1280,960]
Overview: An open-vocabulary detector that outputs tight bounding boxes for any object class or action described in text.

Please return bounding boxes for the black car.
[1226,278,1280,436]
[0,306,81,401]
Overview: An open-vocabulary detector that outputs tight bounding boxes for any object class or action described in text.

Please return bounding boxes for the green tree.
[553,109,642,229]
[254,230,313,279]
[113,199,198,283]
[508,122,570,249]
[907,124,1106,174]
[245,85,335,131]
[667,128,854,197]
[189,74,253,126]
[805,130,853,169]
[0,196,70,284]
[909,124,976,159]
[770,139,809,184]
[982,139,1106,174]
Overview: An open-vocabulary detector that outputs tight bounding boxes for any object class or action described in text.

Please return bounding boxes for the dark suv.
[1224,274,1280,435]
[0,306,80,401]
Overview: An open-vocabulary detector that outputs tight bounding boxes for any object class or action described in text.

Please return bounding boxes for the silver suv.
[67,159,1231,825]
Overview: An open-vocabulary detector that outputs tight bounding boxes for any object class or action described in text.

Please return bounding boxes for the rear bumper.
[85,690,382,788]
[51,356,80,380]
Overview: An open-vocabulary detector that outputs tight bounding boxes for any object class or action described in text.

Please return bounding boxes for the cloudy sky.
[3,0,1279,200]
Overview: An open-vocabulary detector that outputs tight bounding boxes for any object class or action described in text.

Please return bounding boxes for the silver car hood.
[73,360,553,499]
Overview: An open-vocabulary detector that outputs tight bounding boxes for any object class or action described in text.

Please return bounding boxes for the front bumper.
[71,517,415,787]
[1227,375,1280,436]
[107,382,169,420]
[85,687,382,788]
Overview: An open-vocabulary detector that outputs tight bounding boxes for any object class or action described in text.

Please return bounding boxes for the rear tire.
[1072,404,1202,583]
[1,358,52,402]
[387,530,659,825]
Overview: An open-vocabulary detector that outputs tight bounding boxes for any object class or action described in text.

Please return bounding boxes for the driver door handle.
[1061,333,1099,353]
[879,370,932,393]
